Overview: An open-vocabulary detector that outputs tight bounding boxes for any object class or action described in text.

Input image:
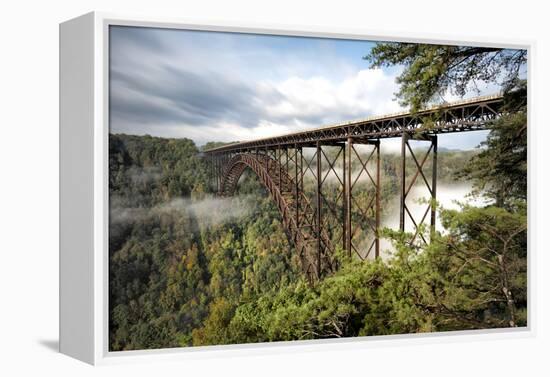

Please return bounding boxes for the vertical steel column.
[223,153,226,183]
[316,141,322,278]
[342,141,347,252]
[210,155,214,192]
[278,148,282,190]
[216,154,220,194]
[345,137,353,257]
[294,145,300,229]
[375,140,381,258]
[400,133,409,231]
[430,135,438,237]
[221,153,225,181]
[285,148,289,174]
[284,147,289,194]
[220,154,223,192]
[225,153,229,175]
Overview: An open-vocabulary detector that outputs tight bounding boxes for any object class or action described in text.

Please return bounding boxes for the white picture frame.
[59,11,534,365]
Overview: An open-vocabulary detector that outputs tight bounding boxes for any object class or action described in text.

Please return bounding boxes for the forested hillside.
[109,134,302,350]
[109,133,526,350]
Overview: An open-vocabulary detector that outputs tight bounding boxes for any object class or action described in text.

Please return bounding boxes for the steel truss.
[209,137,385,280]
[205,95,502,154]
[400,133,438,245]
[346,138,380,260]
[205,94,504,281]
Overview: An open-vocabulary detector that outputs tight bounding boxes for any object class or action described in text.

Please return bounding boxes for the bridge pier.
[344,138,380,259]
[345,138,352,256]
[294,145,302,240]
[316,141,322,278]
[342,140,347,253]
[215,154,219,193]
[399,133,438,244]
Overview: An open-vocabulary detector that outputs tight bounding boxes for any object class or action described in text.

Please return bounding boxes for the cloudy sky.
[109,26,495,150]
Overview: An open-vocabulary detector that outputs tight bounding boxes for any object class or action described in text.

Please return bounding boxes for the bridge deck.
[204,94,503,154]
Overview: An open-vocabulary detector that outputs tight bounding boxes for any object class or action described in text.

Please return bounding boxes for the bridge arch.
[219,153,335,280]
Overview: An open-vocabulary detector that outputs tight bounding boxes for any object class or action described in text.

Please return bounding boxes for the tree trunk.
[498,254,517,327]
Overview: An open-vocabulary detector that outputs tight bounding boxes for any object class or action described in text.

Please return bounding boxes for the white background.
[0,0,548,375]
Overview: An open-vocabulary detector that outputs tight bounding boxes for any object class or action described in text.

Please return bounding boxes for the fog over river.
[378,181,491,259]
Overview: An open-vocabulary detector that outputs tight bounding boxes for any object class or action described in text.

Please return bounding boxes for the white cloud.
[180,68,404,145]
[110,27,407,145]
[112,65,405,146]
[262,68,402,127]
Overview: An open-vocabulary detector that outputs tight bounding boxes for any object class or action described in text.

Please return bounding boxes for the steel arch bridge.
[204,94,504,281]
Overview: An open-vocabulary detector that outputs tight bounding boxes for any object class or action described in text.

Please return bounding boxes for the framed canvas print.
[59,12,532,365]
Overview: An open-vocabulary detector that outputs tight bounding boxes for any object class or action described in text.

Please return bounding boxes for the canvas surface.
[107,25,527,351]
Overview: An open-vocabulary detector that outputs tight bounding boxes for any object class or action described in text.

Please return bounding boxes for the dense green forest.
[109,131,526,350]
